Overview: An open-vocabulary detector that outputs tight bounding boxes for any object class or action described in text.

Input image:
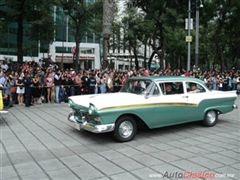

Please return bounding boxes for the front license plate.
[74,122,81,131]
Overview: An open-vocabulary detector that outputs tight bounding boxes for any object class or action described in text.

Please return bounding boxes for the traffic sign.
[185,18,193,30]
[186,36,192,42]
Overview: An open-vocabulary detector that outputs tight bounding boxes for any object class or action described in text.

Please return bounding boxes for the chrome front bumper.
[68,113,115,133]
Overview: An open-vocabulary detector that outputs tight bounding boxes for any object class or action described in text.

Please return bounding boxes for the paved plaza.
[0,97,239,180]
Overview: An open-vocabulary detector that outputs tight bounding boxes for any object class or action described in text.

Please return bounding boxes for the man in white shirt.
[1,62,8,72]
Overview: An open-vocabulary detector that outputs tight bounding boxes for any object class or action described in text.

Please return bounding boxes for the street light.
[61,9,68,70]
[187,0,191,71]
[61,23,64,70]
[195,0,203,68]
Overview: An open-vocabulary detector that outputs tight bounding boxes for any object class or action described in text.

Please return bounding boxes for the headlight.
[89,104,97,115]
[68,99,74,108]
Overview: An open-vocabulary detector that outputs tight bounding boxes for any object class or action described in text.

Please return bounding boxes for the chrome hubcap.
[119,121,133,138]
[206,111,216,124]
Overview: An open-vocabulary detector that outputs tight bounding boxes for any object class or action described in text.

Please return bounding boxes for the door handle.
[182,95,189,98]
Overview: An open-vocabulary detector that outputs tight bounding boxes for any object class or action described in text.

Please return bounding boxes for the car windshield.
[120,79,152,95]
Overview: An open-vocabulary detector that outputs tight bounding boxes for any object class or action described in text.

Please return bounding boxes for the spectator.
[107,72,114,92]
[236,76,240,94]
[74,72,81,95]
[0,59,239,109]
[88,72,96,94]
[99,75,107,93]
[46,71,54,103]
[16,73,25,105]
[32,74,40,104]
[81,71,88,94]
[4,77,12,107]
[68,73,75,96]
[1,62,8,72]
[24,72,33,107]
[54,71,61,103]
[0,71,6,86]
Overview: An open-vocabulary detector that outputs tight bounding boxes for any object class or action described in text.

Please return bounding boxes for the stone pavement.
[0,97,239,180]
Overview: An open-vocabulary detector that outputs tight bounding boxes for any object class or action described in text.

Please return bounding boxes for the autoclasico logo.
[149,171,235,179]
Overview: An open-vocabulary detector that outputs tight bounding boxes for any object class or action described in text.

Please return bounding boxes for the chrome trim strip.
[100,102,198,111]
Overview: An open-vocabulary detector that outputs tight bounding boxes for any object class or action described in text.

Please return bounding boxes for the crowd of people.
[0,61,239,108]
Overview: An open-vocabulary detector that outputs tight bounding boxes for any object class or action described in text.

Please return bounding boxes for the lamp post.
[195,0,203,68]
[61,10,68,70]
[61,22,64,70]
[187,0,191,71]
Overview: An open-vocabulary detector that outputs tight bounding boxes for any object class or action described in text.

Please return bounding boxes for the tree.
[88,0,103,41]
[29,8,55,52]
[214,0,240,70]
[132,0,169,69]
[225,1,240,68]
[198,0,240,70]
[5,0,55,64]
[60,0,101,71]
[162,5,186,69]
[121,2,154,69]
[124,0,240,70]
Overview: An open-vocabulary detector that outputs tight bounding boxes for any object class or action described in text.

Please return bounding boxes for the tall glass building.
[0,1,101,69]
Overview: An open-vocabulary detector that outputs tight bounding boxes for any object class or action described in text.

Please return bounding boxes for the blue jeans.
[70,86,75,96]
[99,84,107,93]
[59,87,65,103]
[55,86,60,103]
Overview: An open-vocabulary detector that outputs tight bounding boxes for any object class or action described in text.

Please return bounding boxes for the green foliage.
[2,0,240,69]
[128,0,240,69]
[88,0,103,39]
[59,0,102,70]
[60,0,101,37]
[2,0,56,62]
[28,2,55,44]
[120,3,154,69]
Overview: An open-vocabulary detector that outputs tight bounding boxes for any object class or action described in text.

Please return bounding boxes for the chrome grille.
[74,110,95,122]
[82,111,96,121]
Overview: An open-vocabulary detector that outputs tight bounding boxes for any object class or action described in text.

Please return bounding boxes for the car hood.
[69,92,144,110]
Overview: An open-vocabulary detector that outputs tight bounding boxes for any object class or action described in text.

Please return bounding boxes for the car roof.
[129,76,205,84]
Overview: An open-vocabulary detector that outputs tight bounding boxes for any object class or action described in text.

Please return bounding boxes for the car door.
[184,81,208,121]
[146,81,190,128]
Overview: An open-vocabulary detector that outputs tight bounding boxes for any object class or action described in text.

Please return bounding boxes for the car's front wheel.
[114,116,137,142]
[203,110,218,127]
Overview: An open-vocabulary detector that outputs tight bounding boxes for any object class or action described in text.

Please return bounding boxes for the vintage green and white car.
[68,76,237,142]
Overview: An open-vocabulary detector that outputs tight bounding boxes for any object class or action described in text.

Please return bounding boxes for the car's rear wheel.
[114,116,137,142]
[203,110,218,127]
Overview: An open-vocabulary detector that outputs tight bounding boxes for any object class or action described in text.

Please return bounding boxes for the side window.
[186,82,206,93]
[172,82,184,94]
[128,80,151,94]
[159,82,184,95]
[149,83,160,95]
